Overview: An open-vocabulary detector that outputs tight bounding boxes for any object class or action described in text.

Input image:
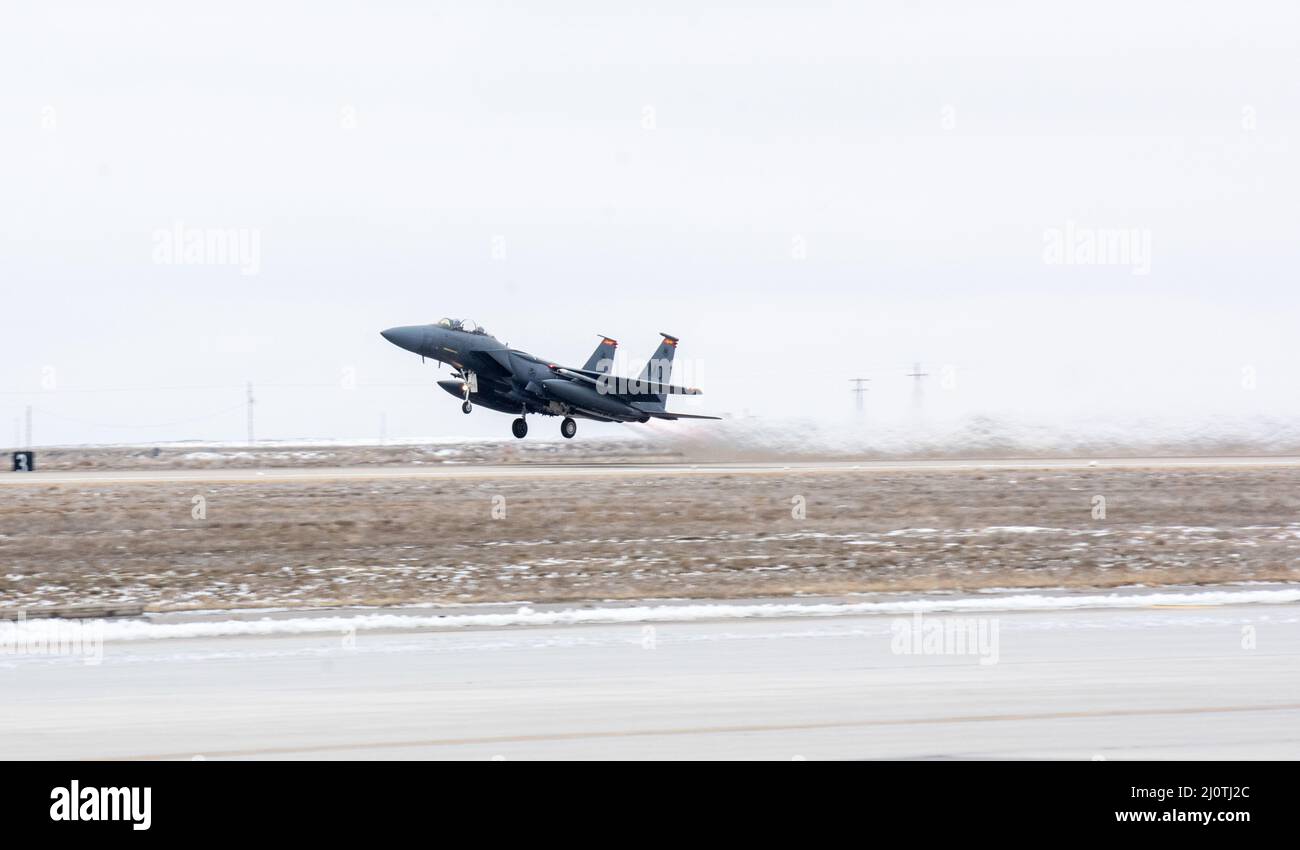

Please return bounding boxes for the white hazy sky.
[2,1,1297,445]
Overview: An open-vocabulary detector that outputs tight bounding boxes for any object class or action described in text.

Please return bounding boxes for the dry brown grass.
[2,466,1299,612]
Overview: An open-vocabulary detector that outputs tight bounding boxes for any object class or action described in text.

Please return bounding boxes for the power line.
[246,382,255,446]
[907,361,929,410]
[849,378,871,412]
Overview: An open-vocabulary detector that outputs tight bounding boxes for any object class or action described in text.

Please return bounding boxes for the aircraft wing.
[458,348,515,380]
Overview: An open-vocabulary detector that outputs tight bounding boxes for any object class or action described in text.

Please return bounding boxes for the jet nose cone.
[381,325,425,354]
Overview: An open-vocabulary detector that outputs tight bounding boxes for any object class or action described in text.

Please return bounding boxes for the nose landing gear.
[458,370,476,414]
[560,417,577,439]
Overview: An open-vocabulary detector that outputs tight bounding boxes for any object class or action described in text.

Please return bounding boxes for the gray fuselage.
[379,324,643,422]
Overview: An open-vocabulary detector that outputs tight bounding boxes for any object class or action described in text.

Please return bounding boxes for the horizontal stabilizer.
[637,410,723,420]
[552,367,702,396]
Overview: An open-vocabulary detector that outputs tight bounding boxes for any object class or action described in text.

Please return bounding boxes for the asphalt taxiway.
[3,597,1296,759]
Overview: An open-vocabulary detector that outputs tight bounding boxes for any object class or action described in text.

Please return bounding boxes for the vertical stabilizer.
[583,335,619,373]
[636,333,678,409]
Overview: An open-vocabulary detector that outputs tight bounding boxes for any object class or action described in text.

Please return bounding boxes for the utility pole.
[246,382,255,445]
[907,362,929,410]
[849,378,871,413]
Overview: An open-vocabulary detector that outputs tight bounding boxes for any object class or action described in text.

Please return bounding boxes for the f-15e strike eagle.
[381,319,719,438]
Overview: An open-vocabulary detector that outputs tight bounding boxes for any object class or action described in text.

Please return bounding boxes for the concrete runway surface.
[3,598,1298,759]
[4,455,1300,485]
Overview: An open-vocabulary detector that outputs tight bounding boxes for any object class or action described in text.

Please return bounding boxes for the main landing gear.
[510,416,575,439]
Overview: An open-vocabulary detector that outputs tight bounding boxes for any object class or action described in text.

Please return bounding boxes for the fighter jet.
[380,318,720,438]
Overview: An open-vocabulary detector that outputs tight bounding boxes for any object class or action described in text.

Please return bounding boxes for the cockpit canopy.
[436,317,489,335]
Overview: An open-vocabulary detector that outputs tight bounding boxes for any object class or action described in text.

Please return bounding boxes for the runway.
[5,455,1300,485]
[4,596,1298,759]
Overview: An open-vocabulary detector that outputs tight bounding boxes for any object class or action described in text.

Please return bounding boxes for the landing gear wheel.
[511,418,528,439]
[461,401,472,414]
[560,417,577,439]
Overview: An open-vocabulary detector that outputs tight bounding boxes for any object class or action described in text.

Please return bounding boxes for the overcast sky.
[3,1,1297,445]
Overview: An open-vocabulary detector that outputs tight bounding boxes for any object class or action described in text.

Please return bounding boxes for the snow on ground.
[5,586,1298,645]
